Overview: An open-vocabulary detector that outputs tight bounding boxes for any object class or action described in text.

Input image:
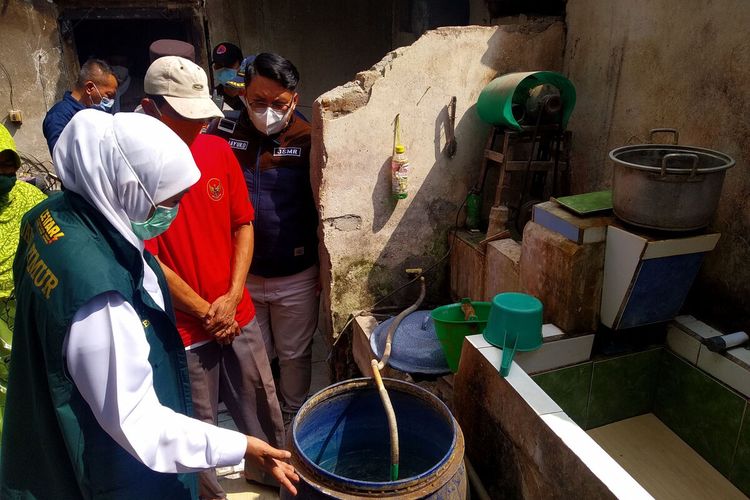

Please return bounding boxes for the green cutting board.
[553,190,613,216]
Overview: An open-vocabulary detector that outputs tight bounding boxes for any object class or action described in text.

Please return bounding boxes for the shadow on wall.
[372,102,459,235]
[364,104,488,311]
[361,25,557,313]
[314,24,566,380]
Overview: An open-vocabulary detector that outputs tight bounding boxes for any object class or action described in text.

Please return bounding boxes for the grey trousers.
[185,318,285,499]
[246,265,319,418]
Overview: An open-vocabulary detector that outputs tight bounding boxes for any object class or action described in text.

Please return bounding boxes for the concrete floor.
[217,329,330,499]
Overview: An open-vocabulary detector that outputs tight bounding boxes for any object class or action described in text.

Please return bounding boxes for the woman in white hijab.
[0,110,298,499]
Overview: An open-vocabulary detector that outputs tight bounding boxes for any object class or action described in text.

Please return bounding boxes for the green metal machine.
[477,71,576,129]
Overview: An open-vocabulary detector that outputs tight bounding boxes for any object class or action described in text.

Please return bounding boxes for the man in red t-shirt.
[141,56,285,499]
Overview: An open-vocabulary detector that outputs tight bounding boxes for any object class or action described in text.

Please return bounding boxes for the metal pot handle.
[649,128,679,145]
[661,153,699,177]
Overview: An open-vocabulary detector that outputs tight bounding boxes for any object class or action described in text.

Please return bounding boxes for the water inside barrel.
[297,388,454,483]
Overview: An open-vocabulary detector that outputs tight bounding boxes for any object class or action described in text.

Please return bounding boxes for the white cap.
[144,56,223,120]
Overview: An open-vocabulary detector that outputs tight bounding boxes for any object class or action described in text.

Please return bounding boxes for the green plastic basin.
[431,301,491,373]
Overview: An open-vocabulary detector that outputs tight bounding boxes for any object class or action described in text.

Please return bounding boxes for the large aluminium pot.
[610,131,735,231]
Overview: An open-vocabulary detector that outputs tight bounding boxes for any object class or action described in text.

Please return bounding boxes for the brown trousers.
[185,318,285,499]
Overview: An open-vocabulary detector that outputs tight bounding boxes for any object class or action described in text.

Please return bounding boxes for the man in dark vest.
[0,110,298,499]
[208,53,320,431]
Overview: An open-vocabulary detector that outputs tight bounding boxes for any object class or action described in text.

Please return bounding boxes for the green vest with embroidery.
[0,192,198,499]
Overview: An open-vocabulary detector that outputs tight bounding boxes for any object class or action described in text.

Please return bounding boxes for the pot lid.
[370,310,450,375]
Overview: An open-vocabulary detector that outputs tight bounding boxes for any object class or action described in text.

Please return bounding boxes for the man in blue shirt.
[42,59,118,155]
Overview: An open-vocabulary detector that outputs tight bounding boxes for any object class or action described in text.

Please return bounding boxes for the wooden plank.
[484,149,504,163]
[449,230,486,302]
[588,414,746,500]
[505,160,561,171]
[483,238,521,301]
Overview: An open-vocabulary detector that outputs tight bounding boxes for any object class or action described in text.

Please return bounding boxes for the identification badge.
[274,147,302,157]
[228,138,248,150]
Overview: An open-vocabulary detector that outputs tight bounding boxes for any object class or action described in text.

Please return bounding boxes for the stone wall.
[563,0,750,326]
[0,0,67,161]
[312,22,565,341]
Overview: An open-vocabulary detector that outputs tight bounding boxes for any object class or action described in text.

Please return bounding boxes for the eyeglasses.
[247,100,293,113]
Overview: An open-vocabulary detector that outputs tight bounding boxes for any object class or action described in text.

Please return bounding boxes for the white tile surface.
[674,315,699,331]
[468,325,565,347]
[697,346,750,399]
[467,333,491,349]
[470,328,591,374]
[477,345,562,415]
[541,412,653,500]
[666,325,701,364]
[515,334,594,374]
[542,323,565,339]
[673,316,723,339]
[601,226,647,328]
[582,226,607,245]
[642,233,720,260]
[727,346,750,366]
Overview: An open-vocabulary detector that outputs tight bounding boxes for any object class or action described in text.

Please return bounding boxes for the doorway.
[58,6,207,112]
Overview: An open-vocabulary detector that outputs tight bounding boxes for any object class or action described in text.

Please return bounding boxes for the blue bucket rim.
[291,377,458,491]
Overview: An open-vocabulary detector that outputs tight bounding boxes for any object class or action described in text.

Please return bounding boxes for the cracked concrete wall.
[0,0,68,161]
[312,22,565,339]
[564,0,750,327]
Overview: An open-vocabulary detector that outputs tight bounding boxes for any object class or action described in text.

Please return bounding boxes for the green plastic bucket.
[483,293,543,377]
[431,301,491,373]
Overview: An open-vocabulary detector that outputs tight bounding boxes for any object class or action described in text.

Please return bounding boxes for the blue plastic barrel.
[282,378,467,499]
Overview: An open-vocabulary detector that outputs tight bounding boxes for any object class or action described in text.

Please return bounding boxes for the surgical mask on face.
[249,106,292,136]
[130,204,179,240]
[91,84,115,113]
[214,68,237,86]
[0,174,16,196]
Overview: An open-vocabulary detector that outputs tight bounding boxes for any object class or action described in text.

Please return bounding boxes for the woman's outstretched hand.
[244,436,299,496]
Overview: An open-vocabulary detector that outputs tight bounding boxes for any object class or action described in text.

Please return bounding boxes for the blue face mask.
[92,84,115,113]
[130,204,179,240]
[214,68,237,86]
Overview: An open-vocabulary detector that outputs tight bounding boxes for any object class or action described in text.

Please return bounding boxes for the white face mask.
[248,104,293,136]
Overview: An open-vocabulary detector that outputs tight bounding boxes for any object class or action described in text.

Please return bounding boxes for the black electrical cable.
[0,62,15,109]
[332,193,468,345]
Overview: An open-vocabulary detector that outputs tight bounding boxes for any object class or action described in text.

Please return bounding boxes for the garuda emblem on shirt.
[207,178,224,201]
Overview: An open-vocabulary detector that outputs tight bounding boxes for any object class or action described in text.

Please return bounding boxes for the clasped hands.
[202,291,242,344]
